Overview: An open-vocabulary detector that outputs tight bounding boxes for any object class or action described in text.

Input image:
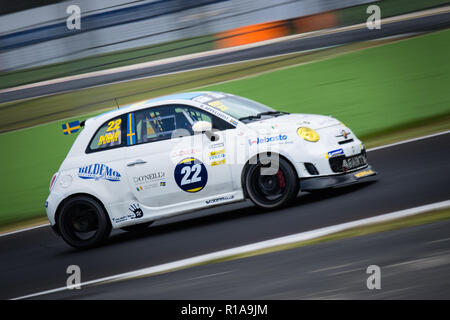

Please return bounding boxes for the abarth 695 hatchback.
[47,92,376,248]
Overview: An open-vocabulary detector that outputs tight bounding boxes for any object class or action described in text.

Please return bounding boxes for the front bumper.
[300,165,377,191]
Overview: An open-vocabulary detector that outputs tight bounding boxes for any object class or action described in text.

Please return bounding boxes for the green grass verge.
[0,35,215,90]
[0,30,449,230]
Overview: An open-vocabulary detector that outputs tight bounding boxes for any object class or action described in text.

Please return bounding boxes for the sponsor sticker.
[211,159,225,166]
[248,134,288,146]
[171,148,201,157]
[205,195,234,205]
[208,149,226,165]
[113,203,144,223]
[209,142,224,149]
[133,172,165,191]
[78,164,121,182]
[325,148,344,159]
[354,169,374,178]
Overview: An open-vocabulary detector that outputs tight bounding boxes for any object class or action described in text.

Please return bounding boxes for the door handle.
[127,159,147,167]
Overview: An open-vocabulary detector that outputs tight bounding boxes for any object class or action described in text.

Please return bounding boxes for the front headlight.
[297,127,319,142]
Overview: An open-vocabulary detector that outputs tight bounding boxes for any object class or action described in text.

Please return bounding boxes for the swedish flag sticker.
[62,121,81,135]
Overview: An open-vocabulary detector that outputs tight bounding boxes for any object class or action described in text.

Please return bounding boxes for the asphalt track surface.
[1,133,449,299]
[1,11,450,104]
[41,213,450,299]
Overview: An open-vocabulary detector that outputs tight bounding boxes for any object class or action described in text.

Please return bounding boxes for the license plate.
[342,154,367,170]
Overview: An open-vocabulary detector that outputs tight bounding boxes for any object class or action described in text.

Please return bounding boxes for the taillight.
[49,173,59,192]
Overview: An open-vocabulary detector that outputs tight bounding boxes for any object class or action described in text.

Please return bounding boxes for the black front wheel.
[245,155,299,209]
[58,196,111,249]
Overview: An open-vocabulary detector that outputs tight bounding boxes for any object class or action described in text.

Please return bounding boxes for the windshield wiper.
[239,111,289,122]
[258,111,289,117]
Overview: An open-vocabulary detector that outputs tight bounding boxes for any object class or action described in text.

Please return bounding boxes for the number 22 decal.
[180,164,202,186]
[175,158,208,193]
[106,119,121,132]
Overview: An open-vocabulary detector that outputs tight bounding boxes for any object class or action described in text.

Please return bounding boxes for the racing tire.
[120,222,153,233]
[58,196,112,249]
[245,155,299,209]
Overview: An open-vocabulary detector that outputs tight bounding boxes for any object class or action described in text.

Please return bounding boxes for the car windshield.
[194,93,287,122]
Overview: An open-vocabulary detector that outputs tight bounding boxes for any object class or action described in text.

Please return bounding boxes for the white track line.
[0,223,50,237]
[1,129,449,238]
[366,130,450,152]
[12,199,450,300]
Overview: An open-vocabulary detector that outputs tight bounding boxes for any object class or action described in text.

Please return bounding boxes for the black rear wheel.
[245,155,299,209]
[58,196,111,249]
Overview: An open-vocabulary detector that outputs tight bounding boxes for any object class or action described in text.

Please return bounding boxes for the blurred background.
[0,0,447,71]
[0,0,449,300]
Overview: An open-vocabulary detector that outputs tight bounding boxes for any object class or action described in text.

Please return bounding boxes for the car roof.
[91,91,214,122]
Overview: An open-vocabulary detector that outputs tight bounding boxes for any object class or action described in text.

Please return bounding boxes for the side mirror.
[192,121,212,133]
[192,121,218,141]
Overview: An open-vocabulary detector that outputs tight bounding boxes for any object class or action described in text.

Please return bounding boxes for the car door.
[124,104,235,211]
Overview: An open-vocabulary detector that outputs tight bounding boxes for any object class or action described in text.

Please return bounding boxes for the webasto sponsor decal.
[248,134,288,146]
[78,164,121,181]
[205,195,234,204]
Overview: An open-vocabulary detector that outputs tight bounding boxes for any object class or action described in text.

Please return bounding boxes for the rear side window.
[87,116,125,153]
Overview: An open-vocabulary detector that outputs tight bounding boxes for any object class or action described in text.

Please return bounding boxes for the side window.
[87,116,124,153]
[175,105,234,131]
[134,105,235,145]
[135,106,177,144]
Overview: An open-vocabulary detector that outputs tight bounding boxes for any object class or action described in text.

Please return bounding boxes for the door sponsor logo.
[133,172,165,183]
[78,163,121,181]
[133,172,166,191]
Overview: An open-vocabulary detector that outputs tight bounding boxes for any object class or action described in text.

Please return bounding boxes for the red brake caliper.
[276,170,286,189]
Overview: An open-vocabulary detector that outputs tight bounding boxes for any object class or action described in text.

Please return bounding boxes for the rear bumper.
[300,166,376,191]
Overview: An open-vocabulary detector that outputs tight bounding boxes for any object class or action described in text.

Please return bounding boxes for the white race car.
[47,91,376,248]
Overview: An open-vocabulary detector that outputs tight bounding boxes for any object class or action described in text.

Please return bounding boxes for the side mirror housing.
[192,121,218,141]
[192,121,212,133]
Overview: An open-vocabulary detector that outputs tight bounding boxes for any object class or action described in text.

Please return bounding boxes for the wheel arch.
[240,152,300,199]
[53,193,111,235]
